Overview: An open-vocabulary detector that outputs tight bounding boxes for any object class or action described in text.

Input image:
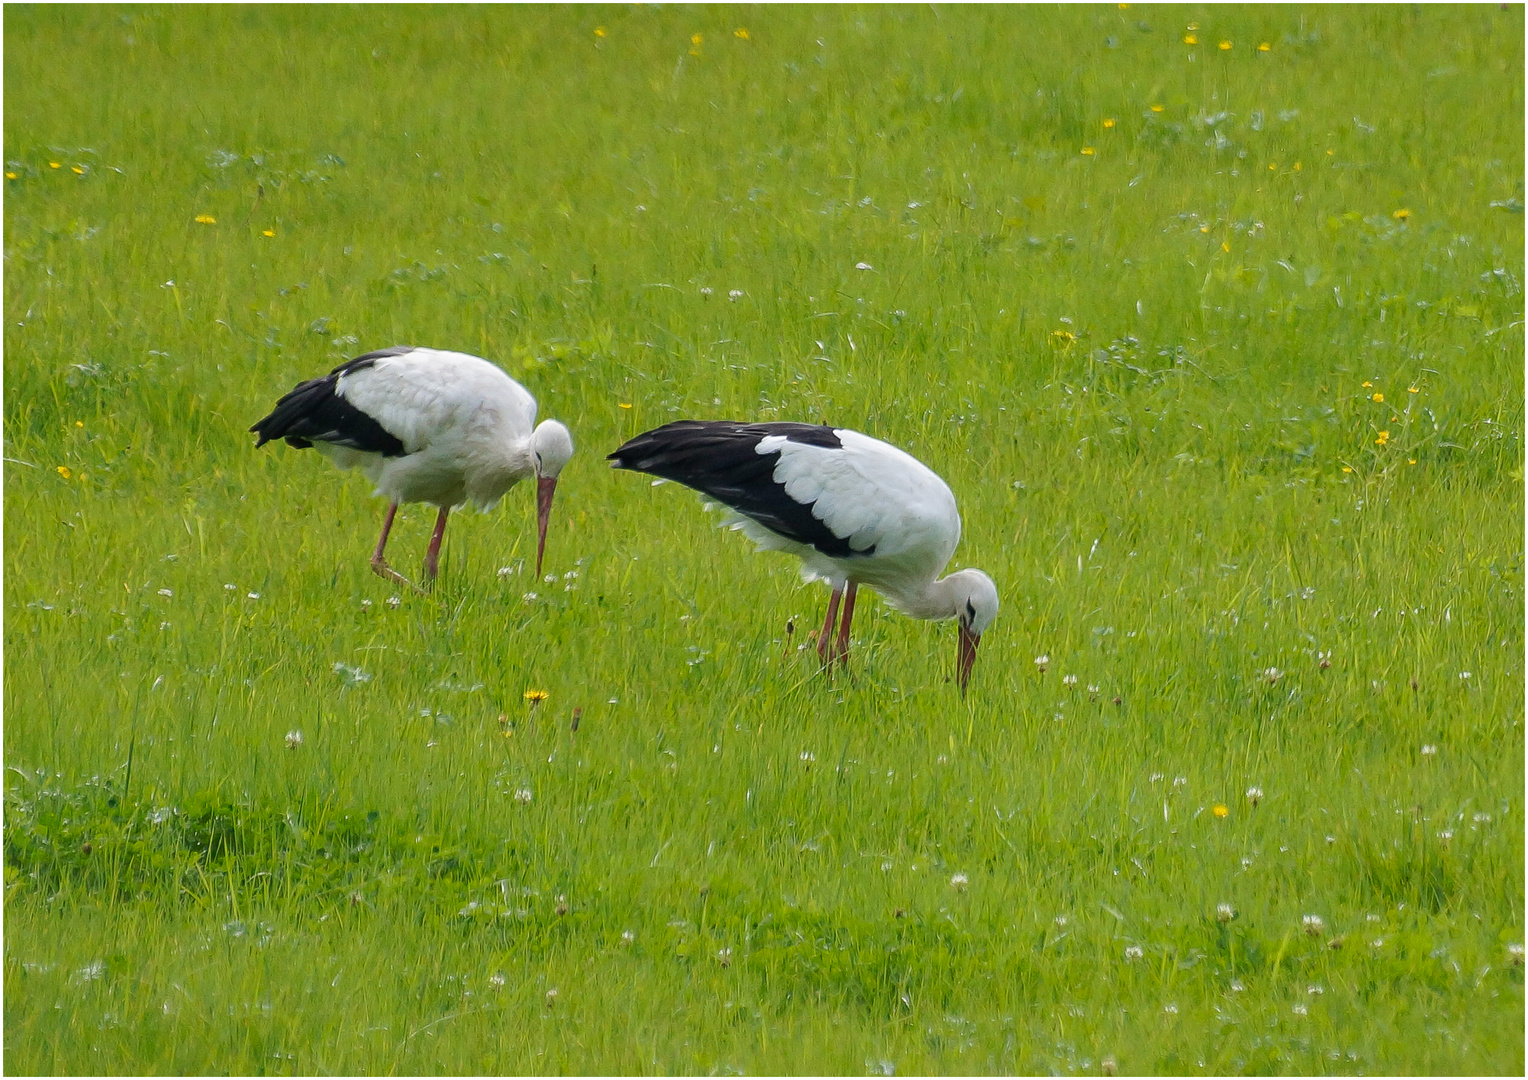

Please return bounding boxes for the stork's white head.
[530,419,574,479]
[530,419,573,578]
[947,568,998,696]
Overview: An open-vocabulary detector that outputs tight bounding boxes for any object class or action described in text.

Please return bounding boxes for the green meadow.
[4,4,1523,1074]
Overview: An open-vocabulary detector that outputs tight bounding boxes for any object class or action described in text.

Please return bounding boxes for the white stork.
[609,421,998,694]
[251,346,574,589]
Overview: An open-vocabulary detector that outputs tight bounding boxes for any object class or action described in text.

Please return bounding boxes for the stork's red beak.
[535,476,557,579]
[957,624,980,696]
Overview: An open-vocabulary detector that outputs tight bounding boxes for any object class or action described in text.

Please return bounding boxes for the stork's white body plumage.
[252,346,573,588]
[609,421,997,692]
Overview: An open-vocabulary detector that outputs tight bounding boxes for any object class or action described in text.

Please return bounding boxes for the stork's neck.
[887,573,966,623]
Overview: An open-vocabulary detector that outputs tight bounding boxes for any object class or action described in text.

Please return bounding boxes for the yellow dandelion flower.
[1184,34,1198,45]
[1220,241,1230,253]
[1408,458,1417,465]
[262,228,275,237]
[1150,104,1165,113]
[1342,466,1353,473]
[1213,804,1229,818]
[1392,208,1411,220]
[1407,385,1419,394]
[1257,42,1271,52]
[4,172,15,179]
[1118,2,1129,8]
[619,402,633,409]
[691,32,703,45]
[1362,380,1373,388]
[734,27,749,39]
[1218,40,1232,50]
[1293,161,1303,171]
[1327,149,1335,155]
[1269,163,1278,171]
[524,689,549,703]
[194,214,216,225]
[1199,224,1210,233]
[71,165,83,174]
[1375,431,1390,446]
[75,420,84,428]
[1081,146,1096,156]
[1103,118,1116,129]
[48,161,60,169]
[57,465,71,480]
[1371,392,1384,403]
[594,26,606,37]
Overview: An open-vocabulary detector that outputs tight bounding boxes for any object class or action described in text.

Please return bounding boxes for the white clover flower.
[224,583,237,591]
[489,973,506,988]
[385,595,400,609]
[157,588,173,598]
[1421,744,1438,756]
[1246,786,1263,805]
[1262,667,1283,684]
[621,930,636,944]
[855,261,874,270]
[1302,914,1325,936]
[699,286,713,296]
[1508,942,1524,965]
[545,988,558,1005]
[1292,1003,1308,1016]
[247,592,261,600]
[285,730,303,749]
[950,872,969,891]
[1054,914,1069,928]
[514,788,533,804]
[1458,671,1472,681]
[717,947,732,966]
[1229,979,1245,992]
[1124,945,1144,961]
[727,289,743,301]
[1062,674,1078,687]
[1033,654,1050,670]
[1086,684,1099,694]
[799,751,816,763]
[1216,903,1236,923]
[1307,984,1324,995]
[1163,1003,1178,1015]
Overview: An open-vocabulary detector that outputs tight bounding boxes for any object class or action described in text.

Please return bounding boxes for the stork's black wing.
[608,420,872,558]
[250,348,413,455]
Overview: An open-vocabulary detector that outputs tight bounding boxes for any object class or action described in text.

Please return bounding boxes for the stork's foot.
[371,556,424,593]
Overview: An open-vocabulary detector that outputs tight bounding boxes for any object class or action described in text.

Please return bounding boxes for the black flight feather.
[250,347,414,456]
[608,420,873,558]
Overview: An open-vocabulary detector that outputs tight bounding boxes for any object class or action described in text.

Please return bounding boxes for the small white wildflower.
[727,289,743,301]
[159,621,172,630]
[360,599,372,610]
[1292,1003,1308,1016]
[1062,674,1078,687]
[1216,903,1235,923]
[157,588,173,598]
[545,987,558,1005]
[1246,786,1263,805]
[522,592,538,601]
[1325,834,1336,844]
[1149,772,1164,783]
[1124,945,1144,961]
[1033,654,1050,671]
[285,730,303,749]
[1307,984,1324,995]
[1163,1003,1178,1015]
[1458,671,1472,680]
[1421,743,1438,756]
[1086,683,1099,694]
[699,286,713,296]
[1507,942,1524,965]
[385,595,400,609]
[881,860,893,871]
[855,261,874,270]
[1172,776,1187,788]
[1302,914,1325,936]
[1437,829,1453,843]
[247,592,261,600]
[950,872,969,891]
[1473,812,1492,823]
[1370,938,1386,949]
[621,930,635,944]
[224,583,237,591]
[717,947,732,967]
[1262,666,1282,684]
[497,566,517,578]
[799,751,816,763]
[489,973,506,988]
[1054,914,1069,928]
[514,788,533,804]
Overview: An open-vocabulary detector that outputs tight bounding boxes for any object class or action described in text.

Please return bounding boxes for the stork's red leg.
[421,506,450,585]
[833,582,858,666]
[370,502,418,591]
[816,586,843,667]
